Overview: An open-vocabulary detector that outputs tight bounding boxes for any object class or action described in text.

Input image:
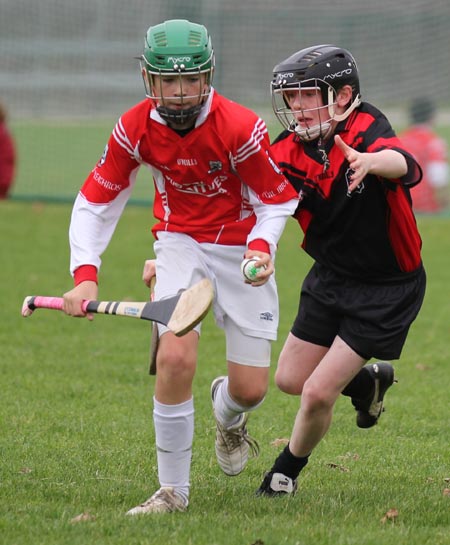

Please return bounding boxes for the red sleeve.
[80,129,137,204]
[74,265,98,286]
[79,102,150,205]
[248,238,271,254]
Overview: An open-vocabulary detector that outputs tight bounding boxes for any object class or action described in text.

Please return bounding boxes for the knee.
[229,382,267,408]
[301,380,334,413]
[158,341,196,381]
[275,368,303,395]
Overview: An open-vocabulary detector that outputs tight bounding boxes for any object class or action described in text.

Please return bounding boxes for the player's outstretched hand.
[334,134,370,193]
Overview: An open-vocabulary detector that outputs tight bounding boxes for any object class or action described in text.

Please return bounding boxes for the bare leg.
[256,335,367,496]
[275,332,329,395]
[288,335,366,457]
[154,330,199,403]
[227,361,269,407]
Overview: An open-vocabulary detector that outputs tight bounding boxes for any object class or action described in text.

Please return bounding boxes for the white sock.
[153,397,194,505]
[213,376,264,428]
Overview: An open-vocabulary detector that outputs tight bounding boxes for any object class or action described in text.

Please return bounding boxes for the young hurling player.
[255,45,426,496]
[62,19,298,513]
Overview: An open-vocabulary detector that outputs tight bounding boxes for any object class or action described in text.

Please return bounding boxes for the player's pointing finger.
[334,134,350,155]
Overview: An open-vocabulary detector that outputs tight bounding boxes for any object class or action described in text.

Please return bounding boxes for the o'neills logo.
[177,158,198,166]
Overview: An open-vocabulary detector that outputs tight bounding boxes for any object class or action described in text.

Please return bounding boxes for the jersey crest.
[345,168,365,197]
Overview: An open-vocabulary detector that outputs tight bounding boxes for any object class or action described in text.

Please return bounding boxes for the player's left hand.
[142,259,156,288]
[334,134,371,193]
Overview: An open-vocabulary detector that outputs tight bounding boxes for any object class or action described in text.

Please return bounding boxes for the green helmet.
[140,19,215,125]
[143,19,214,75]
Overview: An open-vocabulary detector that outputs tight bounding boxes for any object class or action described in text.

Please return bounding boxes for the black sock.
[341,366,374,399]
[270,444,310,481]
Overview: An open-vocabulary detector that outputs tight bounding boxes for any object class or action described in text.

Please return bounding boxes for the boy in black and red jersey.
[62,20,299,513]
[257,45,426,496]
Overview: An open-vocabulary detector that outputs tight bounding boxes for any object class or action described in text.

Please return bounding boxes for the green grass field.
[1,200,449,545]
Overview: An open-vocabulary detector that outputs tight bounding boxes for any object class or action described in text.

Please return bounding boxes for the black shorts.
[291,262,426,360]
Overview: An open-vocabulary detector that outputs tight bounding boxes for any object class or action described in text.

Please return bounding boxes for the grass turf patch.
[1,201,449,545]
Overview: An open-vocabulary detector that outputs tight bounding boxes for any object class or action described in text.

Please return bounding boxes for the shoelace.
[141,489,174,508]
[244,433,260,458]
[219,423,260,458]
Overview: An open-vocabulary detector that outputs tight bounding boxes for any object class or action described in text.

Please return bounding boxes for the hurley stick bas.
[22,278,214,337]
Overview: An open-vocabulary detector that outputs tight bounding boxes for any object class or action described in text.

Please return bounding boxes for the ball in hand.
[240,257,267,282]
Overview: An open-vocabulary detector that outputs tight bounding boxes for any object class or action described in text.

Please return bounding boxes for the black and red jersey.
[271,102,424,282]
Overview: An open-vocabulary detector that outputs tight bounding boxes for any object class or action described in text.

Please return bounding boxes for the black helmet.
[271,44,362,141]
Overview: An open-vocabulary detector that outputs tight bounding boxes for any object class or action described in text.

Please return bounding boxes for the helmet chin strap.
[327,87,362,122]
[295,88,362,142]
[156,103,203,126]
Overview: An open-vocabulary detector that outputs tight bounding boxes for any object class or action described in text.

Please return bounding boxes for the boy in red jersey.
[62,19,298,513]
[399,97,449,213]
[256,45,426,496]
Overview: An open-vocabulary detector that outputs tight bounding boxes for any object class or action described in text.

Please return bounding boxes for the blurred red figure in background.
[0,101,16,199]
[400,97,449,213]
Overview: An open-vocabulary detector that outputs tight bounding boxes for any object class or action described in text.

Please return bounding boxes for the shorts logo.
[259,311,274,321]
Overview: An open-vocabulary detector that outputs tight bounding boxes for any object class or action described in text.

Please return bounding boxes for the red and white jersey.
[70,89,298,281]
[399,124,449,213]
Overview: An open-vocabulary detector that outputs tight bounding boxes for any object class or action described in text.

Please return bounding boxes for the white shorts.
[152,232,279,366]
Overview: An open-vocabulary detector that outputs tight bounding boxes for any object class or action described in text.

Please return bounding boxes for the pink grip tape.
[33,296,64,310]
[33,297,90,313]
[22,296,90,315]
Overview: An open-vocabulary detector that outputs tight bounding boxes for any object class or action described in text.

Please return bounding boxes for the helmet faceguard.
[140,19,215,126]
[271,44,362,142]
